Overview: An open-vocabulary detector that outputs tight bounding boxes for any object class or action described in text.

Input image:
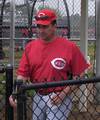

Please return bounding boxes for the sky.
[14,0,95,16]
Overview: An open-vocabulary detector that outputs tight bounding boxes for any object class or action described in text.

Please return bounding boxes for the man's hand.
[51,91,66,105]
[51,86,71,105]
[9,95,17,108]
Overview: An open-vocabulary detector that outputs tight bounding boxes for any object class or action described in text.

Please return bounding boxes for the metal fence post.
[16,80,27,120]
[5,64,14,120]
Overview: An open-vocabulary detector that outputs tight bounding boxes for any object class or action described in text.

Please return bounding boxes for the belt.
[38,91,60,95]
[38,91,51,95]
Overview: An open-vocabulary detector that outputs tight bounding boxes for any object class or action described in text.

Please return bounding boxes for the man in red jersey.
[9,9,89,120]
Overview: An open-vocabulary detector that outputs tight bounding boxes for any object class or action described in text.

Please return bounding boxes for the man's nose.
[39,27,44,30]
[39,27,46,32]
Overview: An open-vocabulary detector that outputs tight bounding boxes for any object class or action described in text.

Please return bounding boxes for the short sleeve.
[17,43,31,77]
[71,43,89,76]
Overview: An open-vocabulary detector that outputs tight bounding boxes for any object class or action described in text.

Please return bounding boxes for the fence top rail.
[17,76,100,92]
[0,37,96,41]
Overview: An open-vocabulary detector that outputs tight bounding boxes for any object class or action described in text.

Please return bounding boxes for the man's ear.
[52,23,57,28]
[55,24,57,27]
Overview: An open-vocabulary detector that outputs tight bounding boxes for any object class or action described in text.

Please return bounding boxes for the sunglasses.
[35,15,50,20]
[37,24,49,29]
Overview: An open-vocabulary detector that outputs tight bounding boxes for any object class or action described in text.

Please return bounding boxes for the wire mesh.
[15,77,100,120]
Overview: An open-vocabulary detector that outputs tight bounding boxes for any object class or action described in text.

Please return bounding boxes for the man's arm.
[51,75,83,105]
[9,75,28,108]
[17,75,29,81]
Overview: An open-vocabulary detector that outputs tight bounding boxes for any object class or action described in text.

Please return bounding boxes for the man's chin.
[40,36,47,40]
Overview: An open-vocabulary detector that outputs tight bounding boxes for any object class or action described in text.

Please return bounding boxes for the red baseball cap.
[35,9,57,25]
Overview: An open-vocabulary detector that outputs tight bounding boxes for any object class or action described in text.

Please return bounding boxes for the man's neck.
[44,34,56,43]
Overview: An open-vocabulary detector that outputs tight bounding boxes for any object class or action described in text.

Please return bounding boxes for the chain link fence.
[14,76,100,120]
[0,0,97,120]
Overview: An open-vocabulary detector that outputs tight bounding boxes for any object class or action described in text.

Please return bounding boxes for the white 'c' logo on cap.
[38,13,45,17]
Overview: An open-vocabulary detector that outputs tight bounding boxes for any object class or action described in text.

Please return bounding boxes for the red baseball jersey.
[17,37,89,93]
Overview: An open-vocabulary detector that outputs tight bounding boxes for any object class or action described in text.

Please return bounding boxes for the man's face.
[37,23,56,41]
